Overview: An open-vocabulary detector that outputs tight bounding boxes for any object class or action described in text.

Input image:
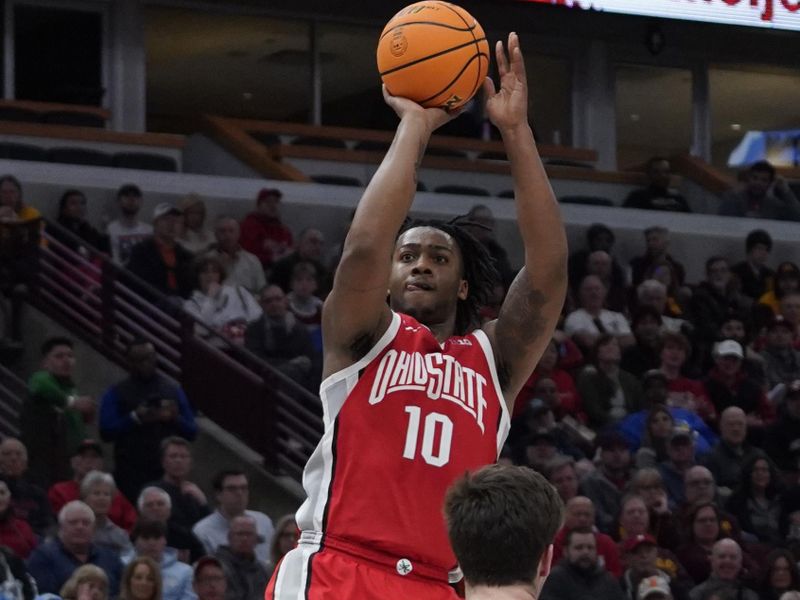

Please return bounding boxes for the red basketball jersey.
[294,311,510,579]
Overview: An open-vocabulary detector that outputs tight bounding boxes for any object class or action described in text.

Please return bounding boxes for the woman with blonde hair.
[265,515,298,578]
[120,556,162,600]
[60,565,109,600]
[177,194,213,255]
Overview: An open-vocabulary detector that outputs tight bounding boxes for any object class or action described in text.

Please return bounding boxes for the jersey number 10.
[402,406,453,467]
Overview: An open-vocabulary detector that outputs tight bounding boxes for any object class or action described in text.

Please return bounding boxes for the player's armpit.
[485,265,564,404]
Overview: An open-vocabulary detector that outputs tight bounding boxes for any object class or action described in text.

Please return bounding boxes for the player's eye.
[400,252,415,262]
[435,255,448,264]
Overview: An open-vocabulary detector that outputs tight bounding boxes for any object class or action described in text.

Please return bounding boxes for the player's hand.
[484,32,529,132]
[382,85,461,133]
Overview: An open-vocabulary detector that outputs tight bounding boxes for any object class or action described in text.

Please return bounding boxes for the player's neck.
[466,583,538,599]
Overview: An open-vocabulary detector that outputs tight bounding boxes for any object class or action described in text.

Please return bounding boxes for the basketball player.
[267,32,568,599]
[445,464,564,599]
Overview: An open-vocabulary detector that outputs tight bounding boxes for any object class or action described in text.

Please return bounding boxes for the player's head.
[391,219,498,335]
[444,464,564,593]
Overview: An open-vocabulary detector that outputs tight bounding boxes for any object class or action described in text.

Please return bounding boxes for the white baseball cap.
[714,339,743,359]
[638,575,671,599]
[152,203,182,221]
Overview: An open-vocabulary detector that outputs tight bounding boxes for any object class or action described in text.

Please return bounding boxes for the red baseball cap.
[624,533,657,553]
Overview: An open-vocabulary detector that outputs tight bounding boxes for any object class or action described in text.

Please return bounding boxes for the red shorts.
[266,544,459,600]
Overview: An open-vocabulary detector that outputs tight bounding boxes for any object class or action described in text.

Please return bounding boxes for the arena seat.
[0,107,41,124]
[426,146,467,158]
[559,195,614,206]
[354,140,391,153]
[0,142,48,162]
[43,111,106,128]
[545,158,595,169]
[477,151,507,161]
[113,152,178,172]
[292,135,346,149]
[435,184,491,197]
[48,147,114,167]
[250,132,281,147]
[310,174,362,186]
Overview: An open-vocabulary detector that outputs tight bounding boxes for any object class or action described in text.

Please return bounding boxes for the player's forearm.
[501,123,568,283]
[343,115,431,255]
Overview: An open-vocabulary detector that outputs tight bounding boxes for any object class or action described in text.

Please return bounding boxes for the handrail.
[29,220,323,478]
[0,121,186,149]
[0,364,25,438]
[0,99,111,120]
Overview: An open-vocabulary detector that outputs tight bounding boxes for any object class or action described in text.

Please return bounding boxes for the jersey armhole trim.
[319,312,402,393]
[472,328,511,454]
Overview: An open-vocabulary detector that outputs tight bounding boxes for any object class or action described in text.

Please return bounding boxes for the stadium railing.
[26,221,322,481]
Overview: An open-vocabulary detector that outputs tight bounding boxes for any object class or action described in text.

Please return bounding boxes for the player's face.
[389,227,467,327]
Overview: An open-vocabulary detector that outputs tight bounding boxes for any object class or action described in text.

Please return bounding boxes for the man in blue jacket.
[99,340,197,502]
[26,500,122,595]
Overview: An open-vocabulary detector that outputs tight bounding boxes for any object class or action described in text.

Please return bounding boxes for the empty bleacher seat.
[250,132,281,147]
[426,147,467,158]
[434,184,491,197]
[0,107,41,123]
[311,174,362,186]
[354,140,391,153]
[545,158,594,169]
[559,195,614,206]
[292,136,346,149]
[0,143,47,162]
[113,152,178,172]
[48,147,113,167]
[477,151,507,161]
[44,111,105,128]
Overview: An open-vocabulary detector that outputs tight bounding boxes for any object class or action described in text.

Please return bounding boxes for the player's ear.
[538,544,554,579]
[457,279,468,301]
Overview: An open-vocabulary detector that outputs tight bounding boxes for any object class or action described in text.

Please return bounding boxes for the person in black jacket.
[51,189,109,255]
[127,204,194,299]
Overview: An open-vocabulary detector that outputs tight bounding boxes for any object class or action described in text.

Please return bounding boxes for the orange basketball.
[376,1,489,110]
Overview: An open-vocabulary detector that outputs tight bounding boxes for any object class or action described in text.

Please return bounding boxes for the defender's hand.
[484,32,529,132]
[382,85,462,134]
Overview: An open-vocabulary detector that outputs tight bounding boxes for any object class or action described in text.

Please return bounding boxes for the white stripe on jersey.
[296,312,402,533]
[272,543,319,600]
[471,328,511,455]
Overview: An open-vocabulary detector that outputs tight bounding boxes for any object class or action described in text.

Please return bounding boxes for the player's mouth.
[406,280,434,292]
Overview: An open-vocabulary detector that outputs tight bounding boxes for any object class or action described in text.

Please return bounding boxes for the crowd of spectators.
[2,153,800,600]
[501,187,800,598]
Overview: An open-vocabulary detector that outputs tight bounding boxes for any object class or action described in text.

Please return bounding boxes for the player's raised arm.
[482,33,569,405]
[322,88,458,378]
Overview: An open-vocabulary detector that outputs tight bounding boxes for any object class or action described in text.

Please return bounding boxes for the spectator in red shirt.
[659,332,715,423]
[513,337,583,419]
[704,340,775,438]
[552,496,622,577]
[239,189,293,271]
[48,440,137,532]
[0,476,37,558]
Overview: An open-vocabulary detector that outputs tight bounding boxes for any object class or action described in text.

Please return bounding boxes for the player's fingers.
[511,44,527,84]
[495,40,508,77]
[482,76,497,99]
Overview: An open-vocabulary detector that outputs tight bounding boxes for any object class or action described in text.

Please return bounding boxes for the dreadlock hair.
[397,218,499,336]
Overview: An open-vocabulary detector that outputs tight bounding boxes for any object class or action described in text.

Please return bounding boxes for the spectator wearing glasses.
[192,557,226,600]
[192,471,274,563]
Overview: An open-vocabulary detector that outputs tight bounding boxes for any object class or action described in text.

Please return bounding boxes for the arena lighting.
[516,0,800,32]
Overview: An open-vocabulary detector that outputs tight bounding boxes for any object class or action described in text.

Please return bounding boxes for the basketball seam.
[418,51,489,105]
[379,20,477,41]
[379,37,487,77]
[439,2,486,105]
